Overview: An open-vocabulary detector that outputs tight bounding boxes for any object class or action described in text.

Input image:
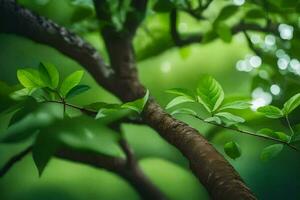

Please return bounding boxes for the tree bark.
[0,0,257,199]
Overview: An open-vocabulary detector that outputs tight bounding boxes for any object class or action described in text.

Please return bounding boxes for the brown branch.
[0,145,32,177]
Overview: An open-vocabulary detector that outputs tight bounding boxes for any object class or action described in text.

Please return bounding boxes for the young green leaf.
[60,70,84,97]
[65,84,90,99]
[224,141,241,160]
[214,5,239,23]
[219,101,251,111]
[215,112,245,124]
[165,96,195,110]
[39,62,59,89]
[283,93,300,115]
[257,128,290,142]
[197,75,224,113]
[32,130,60,176]
[260,144,283,161]
[165,88,196,100]
[121,90,149,113]
[8,98,38,126]
[257,105,283,118]
[56,116,124,158]
[204,116,222,124]
[17,68,43,89]
[170,108,197,116]
[216,23,232,43]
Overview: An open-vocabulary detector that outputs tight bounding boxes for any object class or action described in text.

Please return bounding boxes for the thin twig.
[243,30,263,57]
[190,115,299,151]
[0,145,32,178]
[285,116,295,142]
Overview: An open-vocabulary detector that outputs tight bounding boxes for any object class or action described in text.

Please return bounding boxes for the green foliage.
[260,144,283,161]
[38,62,59,89]
[32,129,60,176]
[197,75,224,113]
[257,129,290,142]
[219,101,251,111]
[215,112,245,125]
[215,23,232,43]
[170,108,197,116]
[65,84,90,99]
[17,68,43,89]
[0,62,153,176]
[121,90,150,113]
[60,70,84,97]
[283,93,300,115]
[166,96,195,109]
[257,105,283,119]
[165,75,300,161]
[224,141,241,160]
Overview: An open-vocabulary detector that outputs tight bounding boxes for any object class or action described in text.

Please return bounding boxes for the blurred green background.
[1,0,300,200]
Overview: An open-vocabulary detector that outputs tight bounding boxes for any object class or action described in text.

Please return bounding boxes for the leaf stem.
[285,115,295,143]
[189,114,299,151]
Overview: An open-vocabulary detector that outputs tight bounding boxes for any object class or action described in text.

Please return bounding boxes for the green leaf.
[257,105,283,118]
[17,68,43,89]
[70,0,95,22]
[56,116,124,158]
[165,88,196,100]
[165,96,195,109]
[170,108,197,116]
[9,98,38,126]
[65,84,90,99]
[215,5,239,23]
[0,104,62,143]
[219,101,251,111]
[32,129,60,176]
[260,144,283,161]
[204,116,222,124]
[39,62,59,89]
[197,75,224,113]
[283,93,300,115]
[215,112,245,124]
[224,141,241,160]
[121,90,149,113]
[257,128,290,142]
[60,70,84,97]
[216,23,232,43]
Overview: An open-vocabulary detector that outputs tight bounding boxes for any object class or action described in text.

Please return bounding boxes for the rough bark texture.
[0,0,257,199]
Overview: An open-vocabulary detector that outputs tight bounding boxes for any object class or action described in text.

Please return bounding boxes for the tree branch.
[0,145,32,177]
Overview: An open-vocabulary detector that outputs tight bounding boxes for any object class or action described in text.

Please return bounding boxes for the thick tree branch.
[0,0,117,94]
